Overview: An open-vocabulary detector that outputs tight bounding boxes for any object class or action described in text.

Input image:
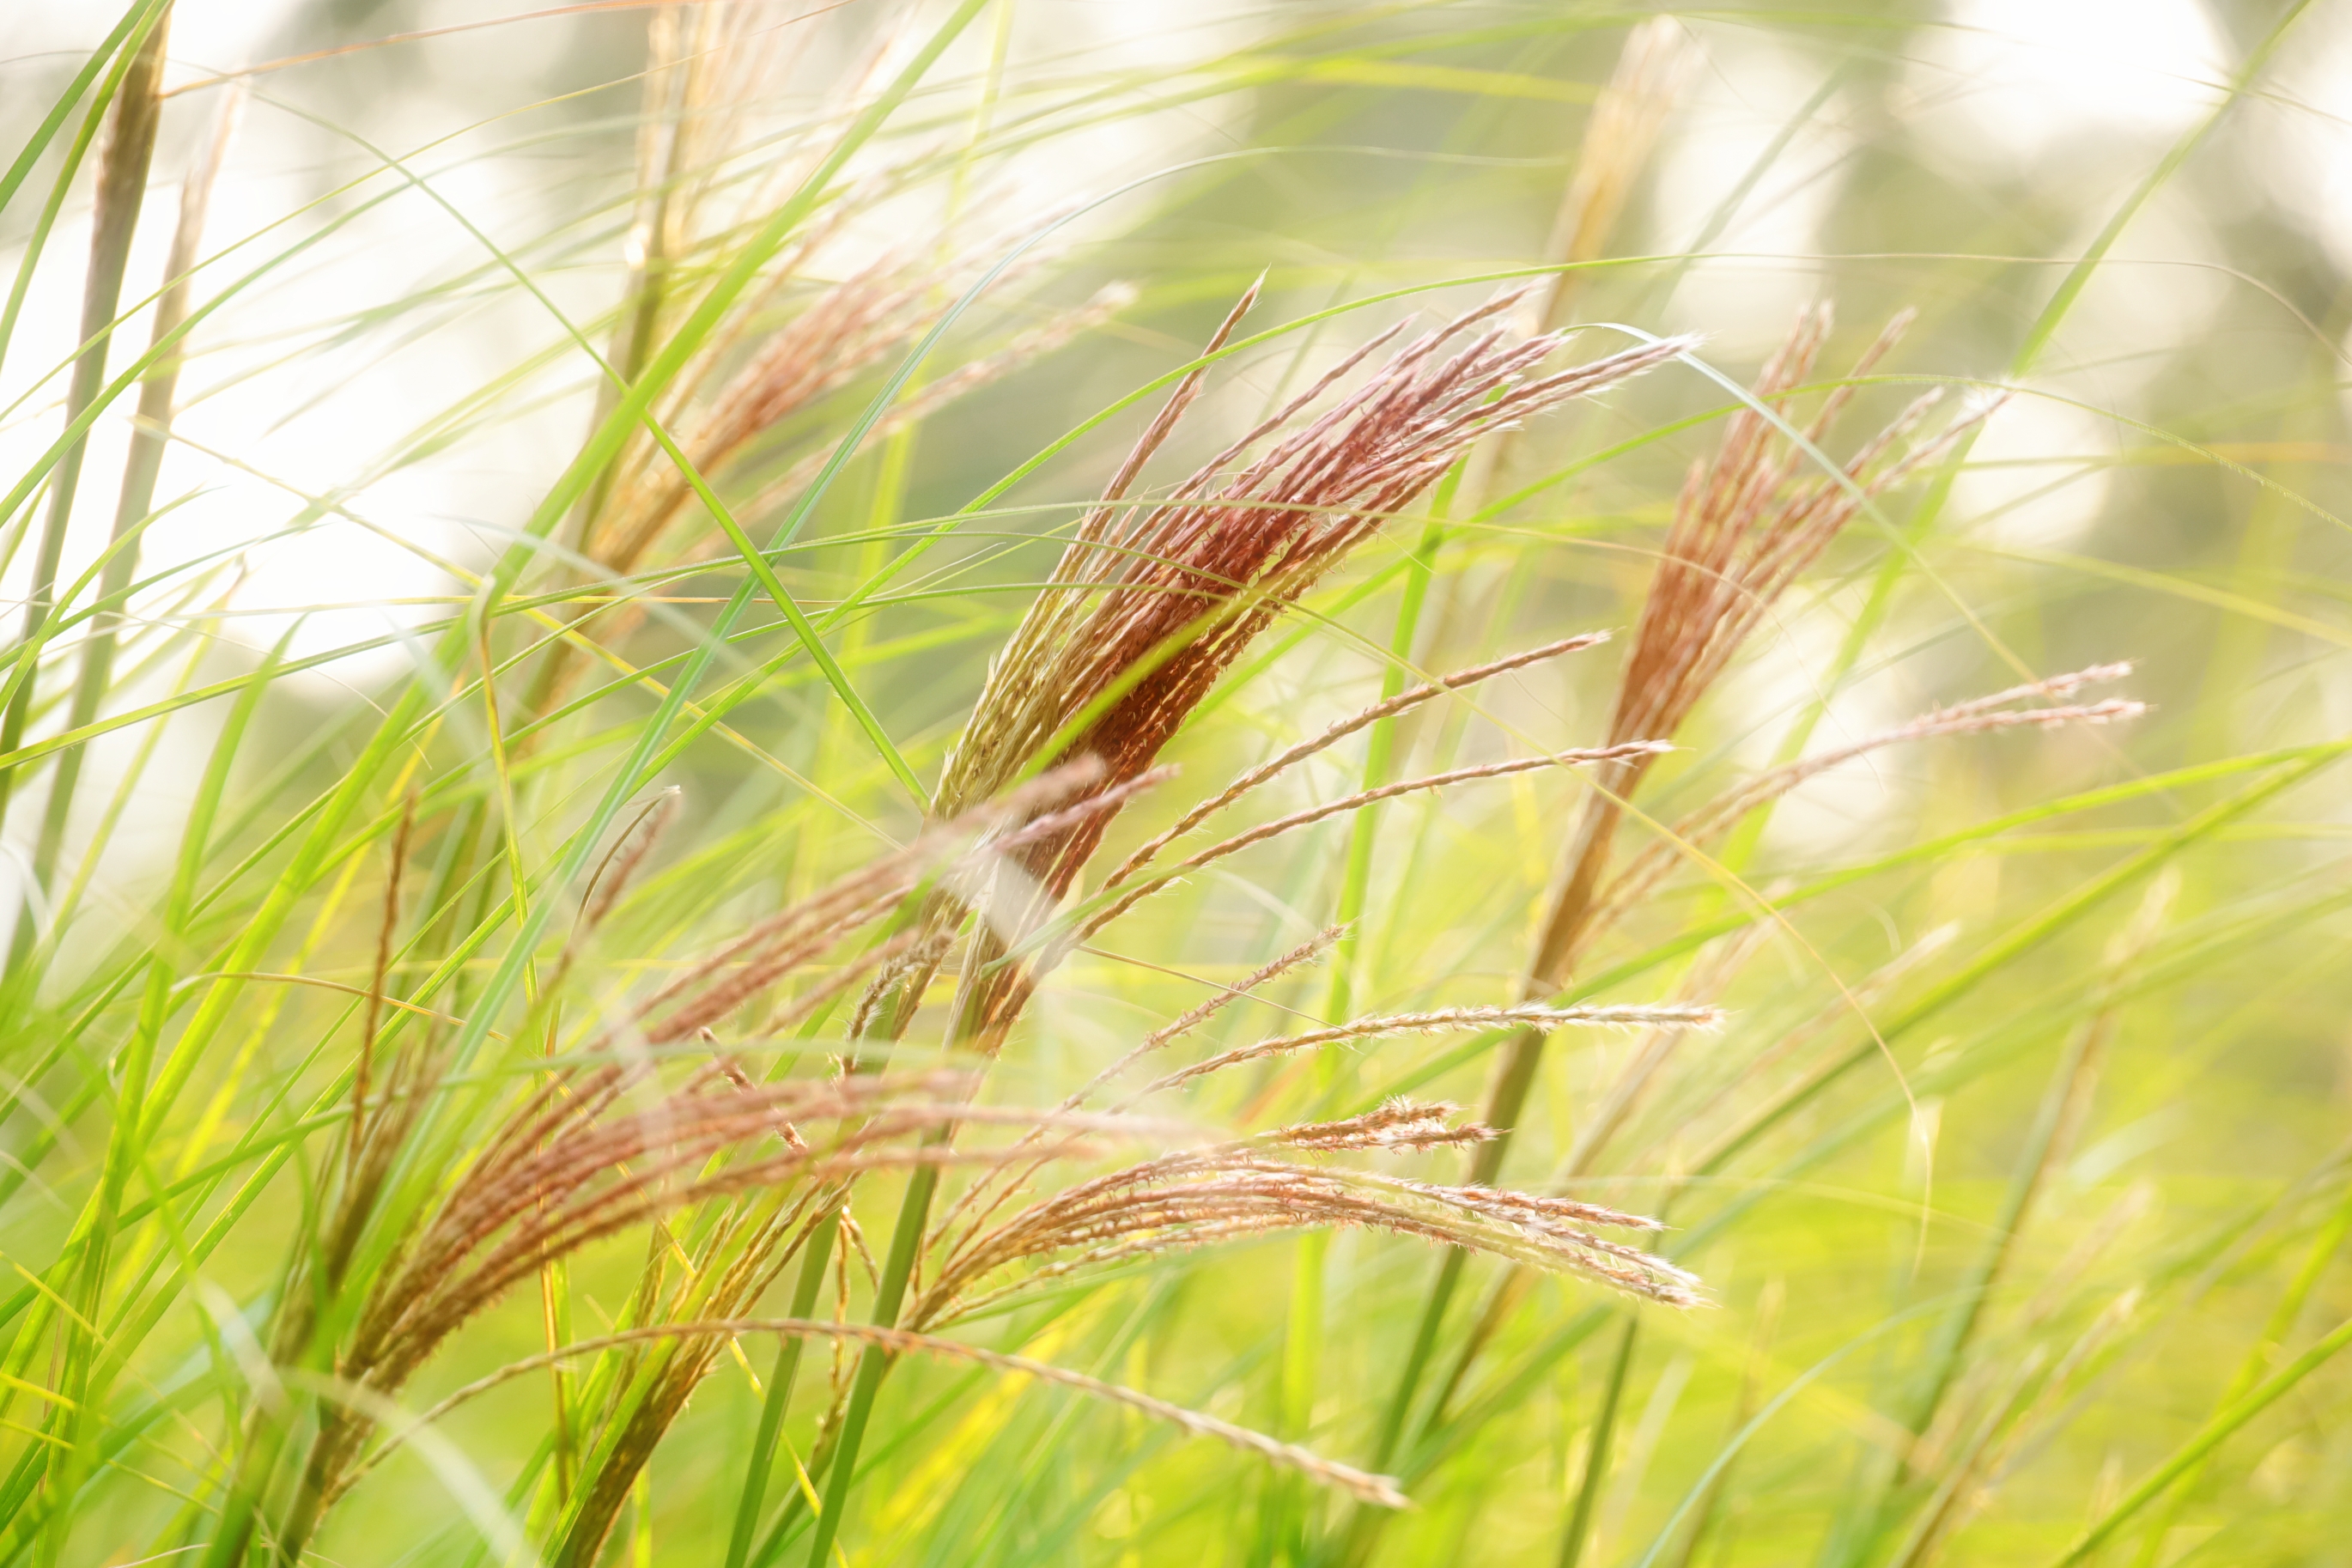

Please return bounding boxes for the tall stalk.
[25,82,239,956]
[0,3,172,969]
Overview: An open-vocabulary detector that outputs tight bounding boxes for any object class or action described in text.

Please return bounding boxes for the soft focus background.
[3,2,2349,1565]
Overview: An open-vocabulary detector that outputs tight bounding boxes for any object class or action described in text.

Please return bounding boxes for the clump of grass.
[767,280,1704,1568]
[3,6,2346,1568]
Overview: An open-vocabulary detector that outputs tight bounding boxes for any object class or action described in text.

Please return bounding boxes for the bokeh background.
[3,2,2349,1564]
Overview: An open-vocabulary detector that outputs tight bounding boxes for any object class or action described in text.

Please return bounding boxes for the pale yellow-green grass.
[0,3,2347,1566]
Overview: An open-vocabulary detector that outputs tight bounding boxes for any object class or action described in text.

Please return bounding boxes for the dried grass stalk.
[1102,633,1612,889]
[1431,302,1998,1220]
[1527,303,1989,990]
[293,1071,1204,1535]
[925,1103,1700,1322]
[1588,663,2144,935]
[893,288,1689,1057]
[1141,1002,1723,1096]
[1059,742,1672,961]
[346,1316,1411,1510]
[1522,15,1697,336]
